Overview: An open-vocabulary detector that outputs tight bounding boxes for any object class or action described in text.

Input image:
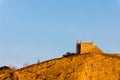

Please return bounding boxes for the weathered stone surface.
[76,41,103,54]
[1,53,120,80]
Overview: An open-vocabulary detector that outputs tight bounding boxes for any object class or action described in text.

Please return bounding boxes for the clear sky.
[0,0,120,68]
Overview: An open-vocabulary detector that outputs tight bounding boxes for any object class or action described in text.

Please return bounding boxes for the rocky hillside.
[0,53,120,80]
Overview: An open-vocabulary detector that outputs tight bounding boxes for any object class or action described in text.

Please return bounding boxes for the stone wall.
[80,43,94,54]
[76,42,103,54]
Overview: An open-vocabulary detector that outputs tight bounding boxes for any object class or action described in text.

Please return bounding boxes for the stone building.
[76,41,104,54]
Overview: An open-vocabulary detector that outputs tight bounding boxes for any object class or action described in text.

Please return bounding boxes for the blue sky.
[0,0,120,68]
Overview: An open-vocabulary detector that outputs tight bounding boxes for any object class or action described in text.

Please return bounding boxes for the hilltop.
[0,41,120,80]
[0,53,120,80]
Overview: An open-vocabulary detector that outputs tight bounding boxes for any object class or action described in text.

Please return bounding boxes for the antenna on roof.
[76,40,79,44]
[84,32,86,42]
[76,40,82,44]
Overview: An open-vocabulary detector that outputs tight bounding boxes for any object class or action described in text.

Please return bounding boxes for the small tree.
[0,66,11,70]
[23,62,29,67]
[37,59,40,63]
[63,52,74,57]
[9,65,17,70]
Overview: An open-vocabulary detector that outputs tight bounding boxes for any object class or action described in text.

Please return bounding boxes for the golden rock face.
[0,53,120,80]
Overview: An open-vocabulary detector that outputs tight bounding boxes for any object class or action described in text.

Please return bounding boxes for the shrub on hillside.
[63,52,75,57]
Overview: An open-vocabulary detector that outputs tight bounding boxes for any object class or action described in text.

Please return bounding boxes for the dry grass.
[0,53,120,80]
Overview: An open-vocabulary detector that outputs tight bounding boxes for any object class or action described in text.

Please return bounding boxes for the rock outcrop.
[0,53,120,80]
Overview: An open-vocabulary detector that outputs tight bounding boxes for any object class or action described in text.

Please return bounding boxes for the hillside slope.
[0,53,120,80]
